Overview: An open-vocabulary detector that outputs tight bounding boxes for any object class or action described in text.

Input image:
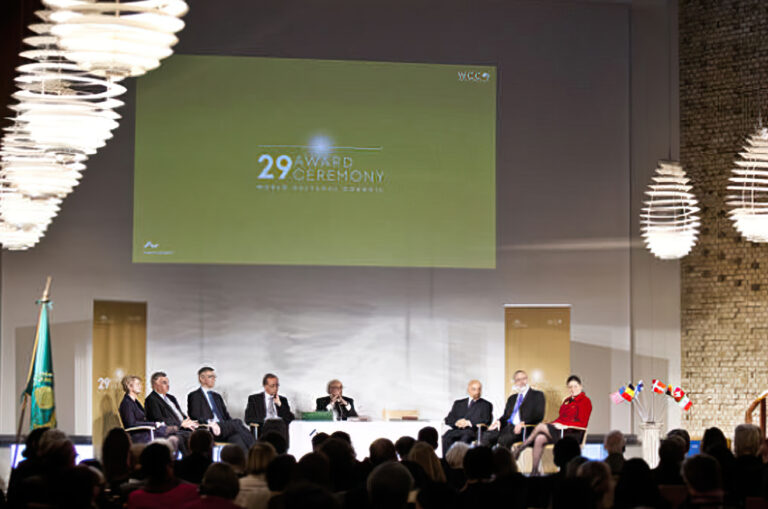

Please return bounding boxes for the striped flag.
[652,379,666,394]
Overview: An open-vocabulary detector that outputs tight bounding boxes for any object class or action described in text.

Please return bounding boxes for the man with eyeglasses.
[315,379,358,421]
[245,373,295,430]
[482,369,545,448]
[187,366,256,451]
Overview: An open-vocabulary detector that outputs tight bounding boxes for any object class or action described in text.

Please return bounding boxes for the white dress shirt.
[326,398,352,421]
[511,385,530,426]
[202,386,220,423]
[265,392,279,419]
[163,393,184,423]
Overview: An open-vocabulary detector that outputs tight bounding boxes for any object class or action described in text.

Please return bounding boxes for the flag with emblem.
[22,295,56,429]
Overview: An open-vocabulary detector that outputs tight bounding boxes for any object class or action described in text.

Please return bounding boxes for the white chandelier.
[728,126,768,242]
[0,2,188,250]
[44,0,189,80]
[641,161,700,260]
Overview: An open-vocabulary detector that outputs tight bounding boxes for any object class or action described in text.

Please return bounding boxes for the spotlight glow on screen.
[133,55,497,268]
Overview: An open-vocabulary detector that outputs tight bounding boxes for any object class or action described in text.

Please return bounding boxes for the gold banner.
[505,306,571,422]
[92,301,147,457]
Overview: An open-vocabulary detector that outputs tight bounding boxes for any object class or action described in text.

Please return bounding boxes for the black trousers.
[218,418,256,451]
[442,428,476,456]
[481,426,523,448]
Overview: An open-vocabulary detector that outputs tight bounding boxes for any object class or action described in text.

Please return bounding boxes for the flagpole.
[12,276,53,468]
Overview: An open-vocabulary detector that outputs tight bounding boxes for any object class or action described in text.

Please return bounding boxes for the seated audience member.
[14,430,76,508]
[145,371,198,456]
[183,463,241,509]
[459,446,495,506]
[236,442,276,509]
[400,460,429,490]
[58,465,103,509]
[188,367,256,451]
[175,429,214,485]
[5,426,50,507]
[443,442,469,490]
[101,428,138,508]
[653,436,686,485]
[484,370,546,448]
[700,427,735,494]
[315,379,358,421]
[603,430,626,475]
[368,438,398,469]
[418,427,440,451]
[311,432,330,452]
[491,446,527,509]
[128,442,199,509]
[394,436,416,461]
[119,376,169,445]
[245,373,295,432]
[613,458,667,509]
[260,432,288,455]
[266,455,296,494]
[282,483,340,509]
[220,445,246,477]
[681,454,724,507]
[319,437,359,492]
[576,461,613,509]
[293,452,332,489]
[551,478,595,509]
[527,437,584,509]
[441,380,493,455]
[732,423,763,501]
[408,441,447,483]
[667,428,691,455]
[367,462,414,509]
[416,482,459,509]
[330,431,353,446]
[513,375,592,475]
[566,456,589,478]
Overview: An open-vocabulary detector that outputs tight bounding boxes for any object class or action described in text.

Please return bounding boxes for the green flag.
[22,300,56,429]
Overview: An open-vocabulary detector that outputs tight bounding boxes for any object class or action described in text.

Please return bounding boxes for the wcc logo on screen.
[457,70,491,82]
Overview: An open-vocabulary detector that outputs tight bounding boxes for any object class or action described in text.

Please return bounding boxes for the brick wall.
[680,0,768,436]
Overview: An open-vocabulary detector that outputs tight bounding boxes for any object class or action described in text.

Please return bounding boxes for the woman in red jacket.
[512,375,592,475]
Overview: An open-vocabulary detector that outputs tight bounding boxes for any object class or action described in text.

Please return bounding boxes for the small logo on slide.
[458,70,491,82]
[144,241,159,249]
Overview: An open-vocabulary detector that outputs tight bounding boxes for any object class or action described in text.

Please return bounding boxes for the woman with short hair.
[512,375,592,475]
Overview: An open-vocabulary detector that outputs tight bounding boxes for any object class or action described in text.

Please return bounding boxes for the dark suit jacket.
[145,391,187,426]
[444,397,493,430]
[315,396,358,420]
[498,388,546,429]
[187,387,233,423]
[245,391,295,426]
[119,394,157,443]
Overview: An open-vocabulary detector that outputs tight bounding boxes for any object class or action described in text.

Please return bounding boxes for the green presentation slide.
[133,55,496,268]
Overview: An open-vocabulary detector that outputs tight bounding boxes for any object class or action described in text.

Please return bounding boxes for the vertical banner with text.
[92,301,146,457]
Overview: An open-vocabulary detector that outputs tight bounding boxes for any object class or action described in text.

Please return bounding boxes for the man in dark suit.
[145,371,199,456]
[482,369,546,448]
[441,379,493,455]
[187,366,256,451]
[245,373,295,430]
[315,379,358,421]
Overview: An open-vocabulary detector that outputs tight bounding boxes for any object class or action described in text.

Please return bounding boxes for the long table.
[288,420,444,459]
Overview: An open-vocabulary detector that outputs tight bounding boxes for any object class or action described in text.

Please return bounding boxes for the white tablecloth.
[288,420,444,459]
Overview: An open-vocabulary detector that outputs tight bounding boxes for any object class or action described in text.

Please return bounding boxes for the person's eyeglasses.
[330,385,342,390]
[267,383,280,388]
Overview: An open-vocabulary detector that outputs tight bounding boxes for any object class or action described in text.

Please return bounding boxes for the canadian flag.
[671,387,685,402]
[678,395,693,411]
[652,379,666,394]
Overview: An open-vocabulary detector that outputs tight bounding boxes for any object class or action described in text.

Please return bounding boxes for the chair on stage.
[516,425,588,474]
[118,413,156,444]
[382,409,419,421]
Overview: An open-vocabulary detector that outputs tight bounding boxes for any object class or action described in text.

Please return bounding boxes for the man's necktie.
[207,391,224,421]
[268,397,277,418]
[508,393,525,424]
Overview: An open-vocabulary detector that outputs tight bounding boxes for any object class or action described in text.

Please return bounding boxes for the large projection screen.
[133,55,497,268]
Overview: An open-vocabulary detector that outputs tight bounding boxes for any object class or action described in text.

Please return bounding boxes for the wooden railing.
[745,390,768,437]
